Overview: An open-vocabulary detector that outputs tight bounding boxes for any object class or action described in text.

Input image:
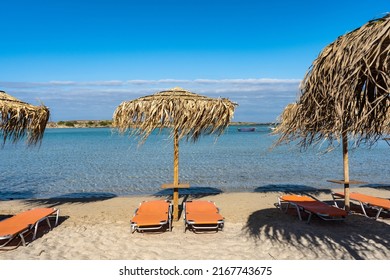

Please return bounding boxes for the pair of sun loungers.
[130,200,224,233]
[0,207,59,248]
[278,192,390,223]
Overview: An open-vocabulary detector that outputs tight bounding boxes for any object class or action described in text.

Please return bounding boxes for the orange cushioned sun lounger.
[278,194,347,223]
[0,208,59,247]
[130,200,172,233]
[183,200,224,233]
[332,192,390,219]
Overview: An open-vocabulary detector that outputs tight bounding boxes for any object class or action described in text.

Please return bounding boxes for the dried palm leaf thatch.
[0,90,50,146]
[113,87,237,220]
[113,87,237,142]
[276,14,390,148]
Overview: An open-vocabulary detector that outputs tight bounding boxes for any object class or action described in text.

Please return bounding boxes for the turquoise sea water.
[0,125,389,200]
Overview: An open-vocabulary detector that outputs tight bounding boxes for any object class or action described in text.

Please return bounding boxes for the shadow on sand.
[24,192,118,208]
[0,214,13,222]
[254,184,332,195]
[243,207,390,259]
[154,186,223,199]
[0,190,36,201]
[360,184,390,191]
[153,186,223,220]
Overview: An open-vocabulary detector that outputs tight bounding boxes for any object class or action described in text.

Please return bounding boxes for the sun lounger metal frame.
[278,195,347,224]
[183,200,224,233]
[130,200,172,234]
[332,192,390,219]
[0,208,59,248]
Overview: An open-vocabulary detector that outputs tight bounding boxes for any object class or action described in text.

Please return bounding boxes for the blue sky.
[1,1,389,122]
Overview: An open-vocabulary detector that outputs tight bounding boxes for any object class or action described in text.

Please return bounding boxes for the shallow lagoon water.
[0,125,389,199]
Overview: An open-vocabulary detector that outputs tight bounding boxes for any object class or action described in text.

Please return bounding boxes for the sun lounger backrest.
[279,195,316,203]
[280,195,347,218]
[130,200,172,233]
[0,208,59,247]
[0,217,31,237]
[185,201,219,213]
[14,208,57,225]
[0,208,57,236]
[184,201,224,232]
[348,193,390,209]
[137,200,170,214]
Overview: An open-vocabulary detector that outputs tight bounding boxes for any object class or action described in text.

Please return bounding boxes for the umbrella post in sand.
[273,14,390,211]
[342,132,350,211]
[172,127,180,218]
[113,87,237,220]
[0,90,49,146]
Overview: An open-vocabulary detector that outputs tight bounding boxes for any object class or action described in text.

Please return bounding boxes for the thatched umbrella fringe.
[113,87,237,220]
[1,96,49,146]
[274,14,390,210]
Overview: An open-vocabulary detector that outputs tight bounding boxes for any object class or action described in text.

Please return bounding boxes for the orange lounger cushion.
[278,195,347,223]
[184,201,224,232]
[185,201,224,224]
[130,200,172,233]
[333,192,390,219]
[0,220,30,238]
[185,211,224,225]
[334,192,390,210]
[0,208,59,247]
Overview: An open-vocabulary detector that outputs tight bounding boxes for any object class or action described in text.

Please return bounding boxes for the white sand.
[0,187,389,260]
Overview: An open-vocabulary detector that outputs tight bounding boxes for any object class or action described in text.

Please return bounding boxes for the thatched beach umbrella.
[113,87,237,220]
[0,90,50,146]
[274,14,390,211]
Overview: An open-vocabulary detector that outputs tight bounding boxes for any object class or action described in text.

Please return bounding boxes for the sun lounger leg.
[33,224,38,240]
[332,193,339,207]
[169,204,172,231]
[54,209,59,226]
[294,204,302,221]
[331,193,344,209]
[19,233,26,247]
[46,217,52,230]
[375,208,383,220]
[283,202,289,213]
[278,197,289,213]
[359,202,368,218]
[306,212,313,224]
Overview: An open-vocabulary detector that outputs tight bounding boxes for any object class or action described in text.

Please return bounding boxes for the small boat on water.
[237,127,256,132]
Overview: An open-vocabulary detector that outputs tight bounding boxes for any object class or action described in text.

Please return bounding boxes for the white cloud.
[0,78,300,122]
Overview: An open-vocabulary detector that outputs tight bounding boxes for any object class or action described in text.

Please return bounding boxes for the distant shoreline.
[46,120,277,129]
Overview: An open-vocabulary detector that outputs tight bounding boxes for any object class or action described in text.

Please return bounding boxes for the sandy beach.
[0,187,389,260]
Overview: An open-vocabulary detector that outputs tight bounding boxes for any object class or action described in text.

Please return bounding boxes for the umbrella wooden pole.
[342,132,350,211]
[173,128,179,220]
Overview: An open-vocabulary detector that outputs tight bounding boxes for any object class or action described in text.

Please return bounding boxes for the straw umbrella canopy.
[0,90,50,146]
[274,14,390,210]
[113,87,237,220]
